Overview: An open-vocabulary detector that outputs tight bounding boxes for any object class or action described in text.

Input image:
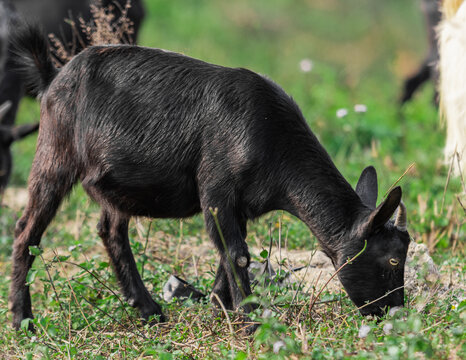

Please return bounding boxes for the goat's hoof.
[138,298,166,325]
[141,305,166,325]
[12,316,35,333]
[143,313,166,327]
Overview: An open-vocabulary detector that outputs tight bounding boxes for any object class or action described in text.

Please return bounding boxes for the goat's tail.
[10,24,57,98]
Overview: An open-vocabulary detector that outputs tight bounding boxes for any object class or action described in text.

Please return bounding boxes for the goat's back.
[40,45,312,217]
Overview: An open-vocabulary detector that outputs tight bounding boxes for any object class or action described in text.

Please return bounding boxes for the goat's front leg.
[211,262,233,310]
[97,209,165,323]
[203,206,256,326]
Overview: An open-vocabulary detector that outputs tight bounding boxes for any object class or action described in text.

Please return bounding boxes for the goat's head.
[0,102,39,192]
[337,166,410,317]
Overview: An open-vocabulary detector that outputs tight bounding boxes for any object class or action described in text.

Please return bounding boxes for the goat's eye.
[389,258,399,266]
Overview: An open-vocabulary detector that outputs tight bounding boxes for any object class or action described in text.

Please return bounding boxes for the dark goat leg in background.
[399,0,441,105]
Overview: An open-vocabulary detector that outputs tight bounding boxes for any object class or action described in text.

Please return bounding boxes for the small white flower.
[68,245,77,252]
[336,108,348,118]
[388,306,402,317]
[358,324,371,338]
[273,340,286,354]
[30,336,37,343]
[354,104,367,113]
[262,309,273,318]
[299,58,313,73]
[451,298,464,310]
[383,323,393,335]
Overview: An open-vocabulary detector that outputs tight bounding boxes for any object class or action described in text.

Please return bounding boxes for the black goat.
[0,1,39,189]
[0,0,145,192]
[400,0,441,105]
[9,25,410,332]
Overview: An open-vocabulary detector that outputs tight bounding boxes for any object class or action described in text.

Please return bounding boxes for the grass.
[1,0,465,359]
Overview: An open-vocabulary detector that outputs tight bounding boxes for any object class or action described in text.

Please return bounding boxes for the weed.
[49,0,137,66]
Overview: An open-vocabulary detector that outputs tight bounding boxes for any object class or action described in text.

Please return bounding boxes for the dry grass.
[48,0,137,66]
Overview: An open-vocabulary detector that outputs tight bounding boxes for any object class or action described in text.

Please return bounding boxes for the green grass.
[1,0,464,359]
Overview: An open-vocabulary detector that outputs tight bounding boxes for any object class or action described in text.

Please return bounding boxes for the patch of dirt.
[1,186,29,211]
[168,235,464,305]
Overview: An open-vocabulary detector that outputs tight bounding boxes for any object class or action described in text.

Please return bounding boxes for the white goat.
[438,0,466,177]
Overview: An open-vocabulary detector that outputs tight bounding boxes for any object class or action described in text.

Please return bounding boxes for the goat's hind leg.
[9,163,75,330]
[97,209,165,323]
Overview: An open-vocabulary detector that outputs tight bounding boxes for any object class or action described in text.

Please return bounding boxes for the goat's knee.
[236,254,249,268]
[224,245,250,270]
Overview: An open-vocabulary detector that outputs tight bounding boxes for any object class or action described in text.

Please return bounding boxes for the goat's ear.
[355,166,378,209]
[11,123,39,142]
[356,186,402,236]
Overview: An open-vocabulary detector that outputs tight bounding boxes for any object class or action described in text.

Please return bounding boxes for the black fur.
[9,26,410,332]
[9,24,56,97]
[0,2,7,78]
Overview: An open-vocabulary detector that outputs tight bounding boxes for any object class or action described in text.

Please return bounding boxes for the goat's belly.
[114,186,201,218]
[83,172,201,218]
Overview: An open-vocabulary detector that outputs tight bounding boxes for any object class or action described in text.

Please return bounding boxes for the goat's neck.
[284,146,365,264]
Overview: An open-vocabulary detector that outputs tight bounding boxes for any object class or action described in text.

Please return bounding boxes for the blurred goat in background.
[400,0,441,105]
[0,1,38,192]
[438,0,466,178]
[0,0,145,192]
[0,2,6,79]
